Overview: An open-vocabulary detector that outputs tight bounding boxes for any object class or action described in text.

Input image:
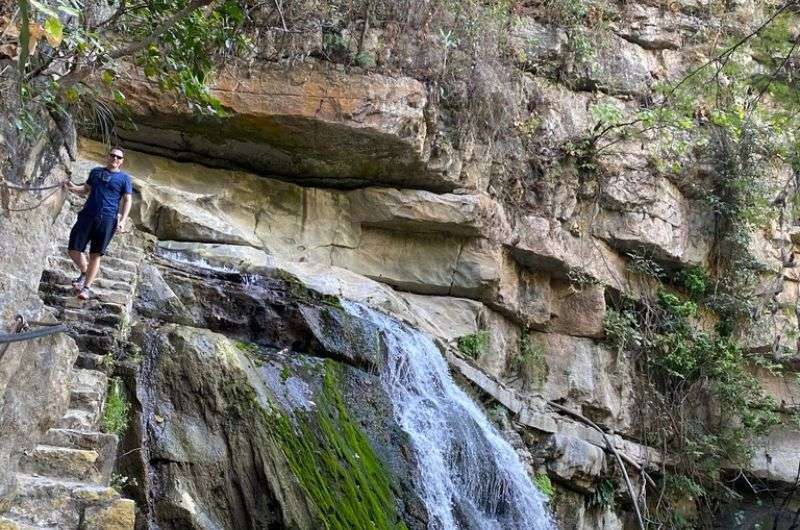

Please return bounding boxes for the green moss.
[533,473,555,501]
[266,361,407,530]
[457,330,490,359]
[234,339,260,356]
[275,269,343,308]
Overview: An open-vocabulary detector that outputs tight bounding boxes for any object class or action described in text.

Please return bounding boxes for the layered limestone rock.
[112,65,444,190]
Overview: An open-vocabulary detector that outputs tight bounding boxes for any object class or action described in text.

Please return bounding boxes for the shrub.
[457,330,490,359]
[512,333,548,388]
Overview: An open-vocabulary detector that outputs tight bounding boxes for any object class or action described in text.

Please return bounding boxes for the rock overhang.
[107,63,458,191]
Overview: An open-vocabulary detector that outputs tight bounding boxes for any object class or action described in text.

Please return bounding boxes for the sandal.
[72,272,86,291]
[77,286,91,300]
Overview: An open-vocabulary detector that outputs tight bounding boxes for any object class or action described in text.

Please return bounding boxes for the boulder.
[572,32,659,96]
[510,216,629,292]
[538,433,605,493]
[138,183,260,246]
[615,4,699,50]
[508,19,569,69]
[330,229,502,299]
[524,78,593,146]
[132,285,428,528]
[348,188,491,236]
[492,255,552,328]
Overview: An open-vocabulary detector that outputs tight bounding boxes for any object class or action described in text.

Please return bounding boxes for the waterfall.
[343,301,555,530]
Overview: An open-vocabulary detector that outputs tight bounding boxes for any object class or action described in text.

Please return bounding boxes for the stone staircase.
[39,242,145,369]
[0,234,148,529]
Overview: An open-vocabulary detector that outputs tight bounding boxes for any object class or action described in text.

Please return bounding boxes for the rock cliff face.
[0,122,78,510]
[5,1,800,528]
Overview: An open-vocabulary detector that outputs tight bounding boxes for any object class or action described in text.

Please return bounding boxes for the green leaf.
[43,16,63,47]
[65,86,79,104]
[101,69,114,86]
[112,89,126,105]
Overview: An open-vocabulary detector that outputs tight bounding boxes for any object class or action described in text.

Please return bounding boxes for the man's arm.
[117,193,132,232]
[64,181,91,196]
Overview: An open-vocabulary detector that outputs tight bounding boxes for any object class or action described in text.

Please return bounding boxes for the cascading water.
[343,301,555,530]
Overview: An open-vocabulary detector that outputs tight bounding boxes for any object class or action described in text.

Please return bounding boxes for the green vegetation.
[533,473,555,501]
[102,377,131,437]
[265,361,407,530]
[234,340,259,356]
[587,478,615,509]
[556,5,800,521]
[510,332,548,389]
[457,330,490,359]
[1,0,250,188]
[604,278,780,521]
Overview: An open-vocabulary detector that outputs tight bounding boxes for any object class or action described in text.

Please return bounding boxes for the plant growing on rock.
[510,332,548,389]
[102,377,131,437]
[604,282,781,523]
[457,330,490,359]
[532,472,555,501]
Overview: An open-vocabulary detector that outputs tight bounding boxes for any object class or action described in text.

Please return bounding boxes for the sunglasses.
[109,153,124,160]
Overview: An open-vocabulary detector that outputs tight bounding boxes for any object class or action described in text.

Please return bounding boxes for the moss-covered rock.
[130,260,426,529]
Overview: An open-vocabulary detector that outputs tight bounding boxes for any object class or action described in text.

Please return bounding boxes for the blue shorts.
[68,215,117,255]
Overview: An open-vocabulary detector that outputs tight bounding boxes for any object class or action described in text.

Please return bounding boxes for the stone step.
[6,474,129,529]
[105,248,145,263]
[57,245,144,264]
[42,429,116,454]
[75,352,109,372]
[18,446,101,484]
[69,370,107,413]
[95,256,139,274]
[42,430,118,485]
[46,258,137,284]
[49,254,139,276]
[72,333,116,357]
[57,409,100,432]
[41,293,126,315]
[0,515,53,529]
[60,308,123,328]
[41,284,129,306]
[40,273,134,295]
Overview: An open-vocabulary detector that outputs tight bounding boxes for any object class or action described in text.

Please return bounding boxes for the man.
[63,147,133,300]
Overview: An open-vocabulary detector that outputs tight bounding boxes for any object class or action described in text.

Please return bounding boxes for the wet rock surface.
[129,260,431,529]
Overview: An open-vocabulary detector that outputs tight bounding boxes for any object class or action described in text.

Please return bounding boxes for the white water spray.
[344,301,555,530]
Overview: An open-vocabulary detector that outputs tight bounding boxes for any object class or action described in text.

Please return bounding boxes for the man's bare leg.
[68,250,88,274]
[84,253,102,288]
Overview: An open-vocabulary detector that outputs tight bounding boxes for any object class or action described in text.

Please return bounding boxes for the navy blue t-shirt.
[80,167,133,218]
